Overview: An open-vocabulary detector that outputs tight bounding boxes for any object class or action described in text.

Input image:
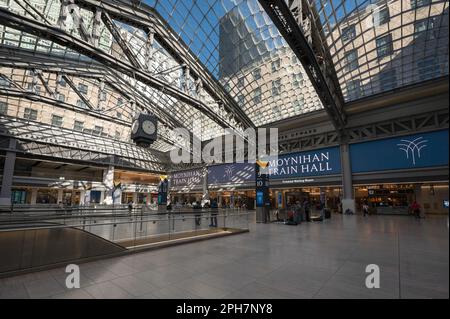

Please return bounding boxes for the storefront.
[350,129,449,215]
[269,146,343,210]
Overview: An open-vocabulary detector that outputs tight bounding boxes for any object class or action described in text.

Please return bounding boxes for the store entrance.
[354,183,449,215]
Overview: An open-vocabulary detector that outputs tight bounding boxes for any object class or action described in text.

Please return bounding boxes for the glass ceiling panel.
[310,0,449,102]
[147,0,324,125]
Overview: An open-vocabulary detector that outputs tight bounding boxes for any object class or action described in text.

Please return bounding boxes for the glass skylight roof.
[0,0,448,156]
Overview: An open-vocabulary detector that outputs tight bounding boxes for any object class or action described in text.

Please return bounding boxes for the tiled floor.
[0,214,448,299]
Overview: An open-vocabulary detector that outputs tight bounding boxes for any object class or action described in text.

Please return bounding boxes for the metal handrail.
[0,211,251,233]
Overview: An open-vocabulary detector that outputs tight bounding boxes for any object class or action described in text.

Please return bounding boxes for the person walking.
[411,200,421,219]
[362,202,369,217]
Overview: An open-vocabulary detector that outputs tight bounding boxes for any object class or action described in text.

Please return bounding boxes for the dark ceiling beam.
[100,10,143,69]
[72,0,255,129]
[31,160,43,167]
[0,46,185,130]
[61,74,95,110]
[257,0,346,132]
[0,86,129,126]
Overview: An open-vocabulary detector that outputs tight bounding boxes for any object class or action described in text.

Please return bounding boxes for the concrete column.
[132,192,138,204]
[202,167,209,203]
[340,143,355,214]
[113,187,122,205]
[57,189,63,204]
[99,191,105,204]
[102,165,114,205]
[30,188,38,205]
[79,190,86,205]
[83,190,91,205]
[0,139,16,205]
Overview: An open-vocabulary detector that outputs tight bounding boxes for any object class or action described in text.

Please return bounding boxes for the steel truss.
[0,115,168,172]
[0,46,192,146]
[278,109,449,153]
[71,0,254,129]
[0,2,253,131]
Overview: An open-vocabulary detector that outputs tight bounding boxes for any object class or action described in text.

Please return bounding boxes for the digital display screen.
[444,200,449,209]
[256,191,264,207]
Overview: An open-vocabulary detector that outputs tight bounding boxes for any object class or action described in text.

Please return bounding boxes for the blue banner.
[207,162,255,185]
[267,146,342,179]
[350,129,449,173]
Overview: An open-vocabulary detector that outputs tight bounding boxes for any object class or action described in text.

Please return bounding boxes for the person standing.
[209,198,218,227]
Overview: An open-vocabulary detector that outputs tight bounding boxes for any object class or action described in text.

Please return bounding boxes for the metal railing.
[0,206,251,275]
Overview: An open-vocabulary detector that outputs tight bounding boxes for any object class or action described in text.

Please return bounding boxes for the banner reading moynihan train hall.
[268,146,342,179]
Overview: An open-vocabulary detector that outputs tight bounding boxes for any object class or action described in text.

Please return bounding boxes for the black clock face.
[142,120,156,135]
[131,120,139,134]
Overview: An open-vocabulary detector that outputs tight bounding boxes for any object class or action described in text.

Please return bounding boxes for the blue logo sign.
[207,163,255,185]
[350,129,449,173]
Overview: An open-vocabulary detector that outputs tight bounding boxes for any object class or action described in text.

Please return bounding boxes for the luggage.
[310,215,323,222]
[324,209,331,219]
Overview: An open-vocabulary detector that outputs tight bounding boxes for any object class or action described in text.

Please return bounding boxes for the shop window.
[90,191,101,204]
[36,190,57,204]
[11,189,27,204]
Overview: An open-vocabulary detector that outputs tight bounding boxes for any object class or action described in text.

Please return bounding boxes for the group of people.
[285,199,313,223]
[192,199,219,227]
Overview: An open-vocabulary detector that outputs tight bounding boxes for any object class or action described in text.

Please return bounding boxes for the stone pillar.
[30,188,38,205]
[79,190,86,205]
[113,187,122,205]
[57,189,64,204]
[202,167,209,204]
[102,165,114,205]
[0,139,16,205]
[340,143,355,214]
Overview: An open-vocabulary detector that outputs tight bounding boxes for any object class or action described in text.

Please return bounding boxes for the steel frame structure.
[257,0,347,132]
[0,115,168,172]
